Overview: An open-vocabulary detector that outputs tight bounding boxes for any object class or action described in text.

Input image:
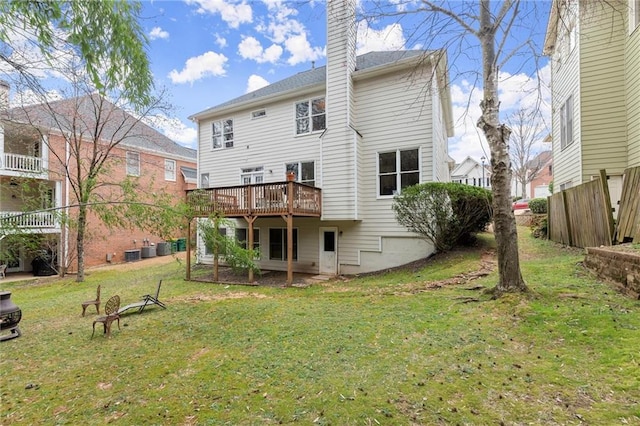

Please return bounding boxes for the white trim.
[376,147,421,198]
[630,0,640,34]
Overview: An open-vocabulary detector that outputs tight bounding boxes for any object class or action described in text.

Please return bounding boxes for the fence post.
[598,169,615,245]
[561,190,573,247]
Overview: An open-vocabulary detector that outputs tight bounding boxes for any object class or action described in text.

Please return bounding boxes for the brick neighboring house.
[527,151,553,199]
[544,0,640,217]
[0,87,197,275]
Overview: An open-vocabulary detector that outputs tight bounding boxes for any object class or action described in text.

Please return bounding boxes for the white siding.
[551,1,582,191]
[322,0,357,220]
[198,92,324,187]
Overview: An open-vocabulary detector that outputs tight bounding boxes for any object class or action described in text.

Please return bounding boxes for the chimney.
[322,0,358,220]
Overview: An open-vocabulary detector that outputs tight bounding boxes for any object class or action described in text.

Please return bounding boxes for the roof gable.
[189,50,433,121]
[8,94,196,160]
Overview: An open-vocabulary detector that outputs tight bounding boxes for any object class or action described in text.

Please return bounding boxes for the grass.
[1,230,639,425]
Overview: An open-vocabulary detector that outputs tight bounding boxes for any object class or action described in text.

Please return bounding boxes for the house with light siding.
[0,88,197,275]
[188,0,453,280]
[451,156,491,190]
[543,0,640,216]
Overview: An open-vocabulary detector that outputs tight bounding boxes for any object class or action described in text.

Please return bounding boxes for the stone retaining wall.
[584,247,640,299]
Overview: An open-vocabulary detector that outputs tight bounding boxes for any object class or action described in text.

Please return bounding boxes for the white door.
[319,227,337,275]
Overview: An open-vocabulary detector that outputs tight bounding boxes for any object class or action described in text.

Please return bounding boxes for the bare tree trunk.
[478,0,527,295]
[76,204,87,282]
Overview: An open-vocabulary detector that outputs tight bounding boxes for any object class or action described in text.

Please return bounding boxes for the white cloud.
[256,0,324,66]
[149,27,169,40]
[356,20,406,55]
[215,33,227,48]
[246,74,270,93]
[168,51,228,84]
[447,65,551,164]
[238,36,283,63]
[284,34,323,65]
[146,115,198,148]
[11,89,63,107]
[187,0,252,29]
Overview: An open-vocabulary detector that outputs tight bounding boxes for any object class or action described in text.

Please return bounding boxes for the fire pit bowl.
[0,291,22,341]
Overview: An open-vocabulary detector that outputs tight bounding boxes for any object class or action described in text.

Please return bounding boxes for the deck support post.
[244,215,257,282]
[281,214,294,286]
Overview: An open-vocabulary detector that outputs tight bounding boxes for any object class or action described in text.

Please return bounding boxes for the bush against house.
[393,183,492,252]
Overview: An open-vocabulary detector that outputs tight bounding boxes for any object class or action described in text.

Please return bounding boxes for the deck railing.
[187,182,321,217]
[0,211,57,228]
[2,153,43,173]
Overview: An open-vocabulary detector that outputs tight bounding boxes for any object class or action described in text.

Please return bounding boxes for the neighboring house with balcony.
[543,0,640,217]
[187,0,453,281]
[451,156,491,190]
[0,85,197,275]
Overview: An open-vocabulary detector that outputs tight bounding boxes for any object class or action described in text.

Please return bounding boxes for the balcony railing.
[187,182,322,218]
[0,211,57,228]
[2,153,43,173]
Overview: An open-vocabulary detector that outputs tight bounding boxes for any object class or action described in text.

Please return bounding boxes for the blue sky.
[5,0,552,164]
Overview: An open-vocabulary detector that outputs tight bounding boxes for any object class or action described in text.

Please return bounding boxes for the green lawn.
[1,230,639,425]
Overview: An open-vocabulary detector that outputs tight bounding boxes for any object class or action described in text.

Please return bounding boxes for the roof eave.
[188,82,326,122]
[543,0,560,56]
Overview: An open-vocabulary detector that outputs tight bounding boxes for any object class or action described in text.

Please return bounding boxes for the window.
[241,167,264,184]
[235,228,260,258]
[251,109,266,119]
[269,228,298,261]
[200,173,210,188]
[630,0,640,33]
[295,98,325,135]
[165,159,176,181]
[378,148,420,196]
[213,119,233,149]
[560,95,574,150]
[285,161,315,186]
[126,151,140,176]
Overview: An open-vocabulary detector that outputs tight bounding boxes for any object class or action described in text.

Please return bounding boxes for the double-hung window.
[269,228,297,261]
[213,119,233,149]
[285,161,315,186]
[164,159,176,181]
[200,173,210,188]
[295,98,325,135]
[560,95,574,150]
[378,148,420,196]
[126,151,140,176]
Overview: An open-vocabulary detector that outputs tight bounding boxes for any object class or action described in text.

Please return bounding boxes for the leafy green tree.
[198,213,260,282]
[0,1,152,108]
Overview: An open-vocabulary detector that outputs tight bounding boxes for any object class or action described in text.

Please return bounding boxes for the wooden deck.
[186,181,321,218]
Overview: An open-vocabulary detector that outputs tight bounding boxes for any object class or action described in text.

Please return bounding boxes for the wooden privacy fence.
[549,167,640,247]
[614,166,640,243]
[548,170,614,248]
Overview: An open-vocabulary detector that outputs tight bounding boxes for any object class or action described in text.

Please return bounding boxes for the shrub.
[392,182,492,252]
[530,215,548,239]
[528,198,547,214]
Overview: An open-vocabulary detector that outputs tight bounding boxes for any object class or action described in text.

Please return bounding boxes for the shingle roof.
[190,50,427,120]
[7,94,196,160]
[180,166,198,181]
